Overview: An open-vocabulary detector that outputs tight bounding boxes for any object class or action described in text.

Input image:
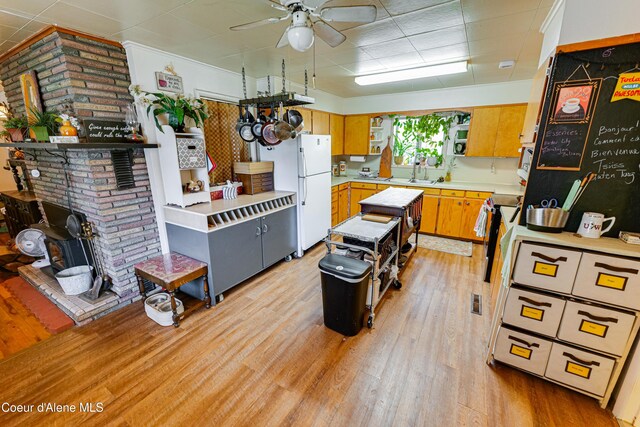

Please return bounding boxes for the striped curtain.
[202,99,249,184]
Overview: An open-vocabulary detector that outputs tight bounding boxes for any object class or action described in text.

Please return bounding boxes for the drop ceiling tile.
[393,1,464,37]
[0,0,57,17]
[379,0,454,16]
[61,0,188,28]
[378,51,424,69]
[340,58,386,74]
[111,26,176,50]
[465,10,536,42]
[408,25,467,51]
[362,38,416,59]
[468,34,525,57]
[518,29,543,60]
[175,35,250,63]
[437,70,475,87]
[323,0,390,31]
[532,6,552,31]
[324,47,374,66]
[0,9,32,28]
[8,20,47,43]
[137,13,218,44]
[0,23,20,40]
[38,2,128,36]
[418,43,469,65]
[471,62,512,84]
[510,58,539,80]
[341,17,404,47]
[461,0,541,23]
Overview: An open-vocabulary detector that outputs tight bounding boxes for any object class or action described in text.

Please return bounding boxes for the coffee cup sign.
[577,212,616,238]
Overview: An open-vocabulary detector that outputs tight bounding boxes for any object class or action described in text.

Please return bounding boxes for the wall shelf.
[0,142,158,150]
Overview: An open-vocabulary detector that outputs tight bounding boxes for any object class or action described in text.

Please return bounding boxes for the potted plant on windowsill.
[3,116,28,142]
[129,85,208,133]
[28,108,59,142]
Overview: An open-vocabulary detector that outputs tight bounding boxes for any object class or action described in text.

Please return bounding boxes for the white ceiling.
[0,0,552,97]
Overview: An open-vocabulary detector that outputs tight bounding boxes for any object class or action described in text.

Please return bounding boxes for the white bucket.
[55,266,94,295]
[144,293,184,326]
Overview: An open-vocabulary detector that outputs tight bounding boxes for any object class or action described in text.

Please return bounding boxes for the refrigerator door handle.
[300,147,308,205]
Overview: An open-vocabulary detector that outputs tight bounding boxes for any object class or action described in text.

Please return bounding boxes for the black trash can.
[319,254,372,336]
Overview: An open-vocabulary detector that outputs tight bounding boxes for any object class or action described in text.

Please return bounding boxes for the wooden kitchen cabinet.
[459,198,484,241]
[344,115,370,155]
[330,113,344,156]
[312,110,330,135]
[299,108,313,132]
[494,105,527,157]
[466,104,527,158]
[349,184,376,216]
[331,186,339,226]
[436,197,464,237]
[338,186,349,222]
[420,195,439,234]
[466,106,501,157]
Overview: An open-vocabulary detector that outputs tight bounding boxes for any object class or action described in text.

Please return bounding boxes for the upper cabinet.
[312,110,330,135]
[344,114,370,155]
[466,104,527,158]
[330,113,344,156]
[299,108,313,133]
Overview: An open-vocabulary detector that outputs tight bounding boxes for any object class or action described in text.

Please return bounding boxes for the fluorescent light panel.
[355,61,468,86]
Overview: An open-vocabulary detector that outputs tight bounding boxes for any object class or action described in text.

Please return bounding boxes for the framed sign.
[155,72,183,93]
[83,119,128,143]
[549,79,601,124]
[20,71,42,123]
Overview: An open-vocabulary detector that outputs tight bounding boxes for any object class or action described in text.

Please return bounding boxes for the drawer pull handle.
[577,310,618,323]
[531,252,567,263]
[594,262,638,275]
[508,335,539,348]
[562,352,600,367]
[518,296,552,307]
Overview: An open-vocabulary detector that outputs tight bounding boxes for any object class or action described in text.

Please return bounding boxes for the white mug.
[577,212,616,238]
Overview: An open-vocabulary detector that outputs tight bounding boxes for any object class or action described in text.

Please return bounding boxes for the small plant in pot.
[28,108,59,141]
[3,116,28,142]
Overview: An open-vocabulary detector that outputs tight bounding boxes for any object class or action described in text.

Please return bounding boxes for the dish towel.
[473,198,493,238]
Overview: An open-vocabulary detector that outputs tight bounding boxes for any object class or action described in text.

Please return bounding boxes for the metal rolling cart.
[325,214,402,328]
[358,187,424,270]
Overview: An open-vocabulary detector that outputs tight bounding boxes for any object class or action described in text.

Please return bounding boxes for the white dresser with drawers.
[487,226,640,408]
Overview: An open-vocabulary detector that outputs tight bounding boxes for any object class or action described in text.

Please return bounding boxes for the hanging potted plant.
[3,116,28,142]
[28,107,59,141]
[129,85,208,133]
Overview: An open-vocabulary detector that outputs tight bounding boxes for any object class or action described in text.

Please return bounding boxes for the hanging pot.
[238,107,256,142]
[283,109,304,132]
[274,120,295,141]
[261,122,281,146]
[251,110,267,139]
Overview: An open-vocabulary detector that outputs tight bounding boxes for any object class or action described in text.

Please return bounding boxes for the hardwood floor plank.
[0,244,618,426]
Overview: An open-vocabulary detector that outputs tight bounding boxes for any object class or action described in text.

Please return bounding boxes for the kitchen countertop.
[331,176,524,196]
[500,206,520,231]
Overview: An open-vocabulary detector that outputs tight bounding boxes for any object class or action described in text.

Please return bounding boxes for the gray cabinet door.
[210,218,263,295]
[261,206,297,268]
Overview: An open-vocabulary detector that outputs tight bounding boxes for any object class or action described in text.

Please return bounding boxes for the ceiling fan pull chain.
[242,66,247,99]
[305,70,308,96]
[282,59,287,93]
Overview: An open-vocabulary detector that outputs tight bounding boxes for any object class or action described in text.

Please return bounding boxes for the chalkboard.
[521,40,640,235]
[84,119,128,143]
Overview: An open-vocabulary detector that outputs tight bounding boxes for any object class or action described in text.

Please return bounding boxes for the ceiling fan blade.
[230,14,290,31]
[320,6,377,23]
[262,0,288,11]
[276,27,290,48]
[302,0,329,10]
[313,21,347,48]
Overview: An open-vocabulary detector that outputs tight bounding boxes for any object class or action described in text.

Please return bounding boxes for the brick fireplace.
[0,27,162,322]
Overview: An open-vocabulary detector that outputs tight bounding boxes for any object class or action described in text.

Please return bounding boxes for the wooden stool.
[134,252,211,327]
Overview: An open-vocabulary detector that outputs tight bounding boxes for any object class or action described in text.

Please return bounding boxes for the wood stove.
[32,202,94,273]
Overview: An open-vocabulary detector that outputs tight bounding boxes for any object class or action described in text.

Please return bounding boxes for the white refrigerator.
[259,134,331,257]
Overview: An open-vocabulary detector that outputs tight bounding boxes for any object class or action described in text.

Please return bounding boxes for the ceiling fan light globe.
[287,26,314,52]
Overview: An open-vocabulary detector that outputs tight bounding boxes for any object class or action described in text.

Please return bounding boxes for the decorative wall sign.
[20,71,42,122]
[611,72,640,102]
[550,79,600,124]
[83,119,128,143]
[537,79,602,170]
[155,72,183,93]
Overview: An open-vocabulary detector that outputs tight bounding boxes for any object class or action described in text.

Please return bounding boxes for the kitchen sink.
[409,179,438,185]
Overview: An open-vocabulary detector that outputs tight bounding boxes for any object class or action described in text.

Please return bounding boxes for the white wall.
[342,79,533,114]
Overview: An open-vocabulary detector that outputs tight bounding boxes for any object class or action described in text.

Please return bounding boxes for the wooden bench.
[134,252,211,327]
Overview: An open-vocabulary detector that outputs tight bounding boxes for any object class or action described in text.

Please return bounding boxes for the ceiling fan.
[230,0,377,52]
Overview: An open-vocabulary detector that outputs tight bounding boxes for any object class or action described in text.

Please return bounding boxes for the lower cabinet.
[419,195,439,234]
[338,187,349,222]
[436,197,464,237]
[459,198,484,240]
[166,206,297,299]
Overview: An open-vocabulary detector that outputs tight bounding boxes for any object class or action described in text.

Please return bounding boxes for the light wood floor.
[0,244,617,426]
[0,280,51,360]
